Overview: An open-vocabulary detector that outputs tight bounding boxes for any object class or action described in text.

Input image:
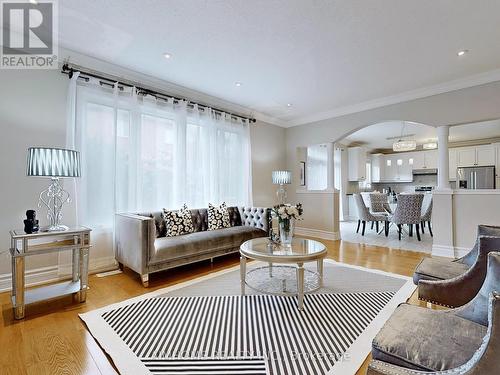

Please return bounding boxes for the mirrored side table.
[9,227,91,319]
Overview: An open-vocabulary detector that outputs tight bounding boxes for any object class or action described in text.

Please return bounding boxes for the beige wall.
[0,68,285,282]
[250,120,286,207]
[0,70,68,279]
[452,191,500,251]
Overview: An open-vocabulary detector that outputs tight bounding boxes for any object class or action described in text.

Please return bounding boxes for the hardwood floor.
[0,239,432,375]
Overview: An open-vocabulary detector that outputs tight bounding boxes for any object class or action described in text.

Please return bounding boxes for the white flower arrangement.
[272,203,303,222]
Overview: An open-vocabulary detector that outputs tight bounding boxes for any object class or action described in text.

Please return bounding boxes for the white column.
[437,125,451,190]
[327,143,335,190]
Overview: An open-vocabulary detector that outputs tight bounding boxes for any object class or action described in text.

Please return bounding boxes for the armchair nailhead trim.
[417,296,454,308]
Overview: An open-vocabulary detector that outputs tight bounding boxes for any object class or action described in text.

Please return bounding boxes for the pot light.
[457,49,468,57]
[29,0,38,3]
[163,53,172,59]
[235,82,242,87]
[287,103,292,107]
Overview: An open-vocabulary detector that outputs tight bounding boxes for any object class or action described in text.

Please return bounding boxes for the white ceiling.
[58,1,500,126]
[342,120,500,150]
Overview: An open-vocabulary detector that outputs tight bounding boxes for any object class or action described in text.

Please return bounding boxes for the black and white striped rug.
[80,261,415,375]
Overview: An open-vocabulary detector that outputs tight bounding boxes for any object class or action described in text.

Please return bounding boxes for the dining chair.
[369,193,389,213]
[390,193,424,241]
[420,195,433,237]
[369,193,391,232]
[354,193,388,236]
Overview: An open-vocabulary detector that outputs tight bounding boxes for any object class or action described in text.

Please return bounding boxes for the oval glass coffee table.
[240,237,327,310]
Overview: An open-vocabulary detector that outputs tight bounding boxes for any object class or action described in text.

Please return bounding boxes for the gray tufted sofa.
[115,206,271,286]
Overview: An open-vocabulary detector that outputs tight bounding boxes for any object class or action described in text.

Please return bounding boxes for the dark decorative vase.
[24,210,39,234]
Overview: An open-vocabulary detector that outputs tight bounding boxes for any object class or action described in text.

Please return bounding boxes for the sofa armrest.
[239,207,271,234]
[115,213,155,275]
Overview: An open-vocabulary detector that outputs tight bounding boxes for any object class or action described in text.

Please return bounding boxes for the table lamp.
[272,170,291,204]
[27,147,81,231]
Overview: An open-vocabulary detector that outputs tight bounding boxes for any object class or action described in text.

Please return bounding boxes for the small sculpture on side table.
[24,210,39,234]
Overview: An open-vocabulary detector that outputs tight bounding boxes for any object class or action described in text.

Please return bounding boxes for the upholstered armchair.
[414,225,500,307]
[367,251,500,374]
[390,194,424,241]
[354,194,388,236]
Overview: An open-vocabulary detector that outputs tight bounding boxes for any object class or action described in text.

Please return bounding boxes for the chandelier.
[393,122,417,152]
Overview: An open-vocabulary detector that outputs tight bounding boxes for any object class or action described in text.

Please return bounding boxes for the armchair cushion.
[413,257,470,284]
[372,304,487,372]
[150,225,266,264]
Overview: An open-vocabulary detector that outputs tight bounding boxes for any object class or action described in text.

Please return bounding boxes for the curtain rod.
[60,63,256,123]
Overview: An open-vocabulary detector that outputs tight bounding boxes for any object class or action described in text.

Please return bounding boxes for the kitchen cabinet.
[495,143,500,189]
[379,154,413,182]
[412,150,437,169]
[371,154,383,183]
[476,145,495,166]
[348,195,357,219]
[348,147,367,181]
[449,148,458,181]
[457,147,477,167]
[424,150,438,169]
[457,145,495,167]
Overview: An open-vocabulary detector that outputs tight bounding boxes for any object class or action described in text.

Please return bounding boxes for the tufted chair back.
[369,193,388,213]
[391,194,424,225]
[238,207,269,232]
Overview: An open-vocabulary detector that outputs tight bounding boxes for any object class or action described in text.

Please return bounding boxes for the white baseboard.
[0,256,118,293]
[0,265,59,293]
[295,227,340,240]
[431,245,469,258]
[58,256,118,277]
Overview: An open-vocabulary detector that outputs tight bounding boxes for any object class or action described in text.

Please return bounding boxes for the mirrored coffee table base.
[244,264,322,296]
[239,238,327,310]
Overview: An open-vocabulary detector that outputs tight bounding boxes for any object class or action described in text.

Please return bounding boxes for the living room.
[1,1,500,374]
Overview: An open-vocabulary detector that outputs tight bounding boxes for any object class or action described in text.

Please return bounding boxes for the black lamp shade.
[27,147,81,177]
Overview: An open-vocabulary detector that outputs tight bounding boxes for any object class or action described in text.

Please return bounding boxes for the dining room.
[334,119,500,253]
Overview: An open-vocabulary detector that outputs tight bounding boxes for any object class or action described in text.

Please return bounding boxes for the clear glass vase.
[279,218,294,246]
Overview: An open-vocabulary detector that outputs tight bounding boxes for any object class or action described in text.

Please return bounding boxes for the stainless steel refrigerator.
[457,166,496,189]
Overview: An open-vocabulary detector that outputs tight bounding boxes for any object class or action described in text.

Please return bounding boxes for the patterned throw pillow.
[208,202,231,231]
[162,204,194,237]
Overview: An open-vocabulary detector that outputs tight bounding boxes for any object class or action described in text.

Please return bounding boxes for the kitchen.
[339,119,500,251]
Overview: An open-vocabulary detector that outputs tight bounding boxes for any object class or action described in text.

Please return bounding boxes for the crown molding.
[58,46,286,127]
[286,68,500,127]
[57,47,500,129]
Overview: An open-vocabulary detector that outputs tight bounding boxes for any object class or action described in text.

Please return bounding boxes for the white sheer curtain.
[67,78,252,250]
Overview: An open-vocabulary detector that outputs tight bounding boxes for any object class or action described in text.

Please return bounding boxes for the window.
[75,84,251,229]
[307,144,328,190]
[359,161,372,189]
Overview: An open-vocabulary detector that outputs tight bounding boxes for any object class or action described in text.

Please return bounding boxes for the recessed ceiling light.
[457,49,468,57]
[163,53,172,59]
[29,0,38,3]
[287,103,292,107]
[235,82,242,87]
